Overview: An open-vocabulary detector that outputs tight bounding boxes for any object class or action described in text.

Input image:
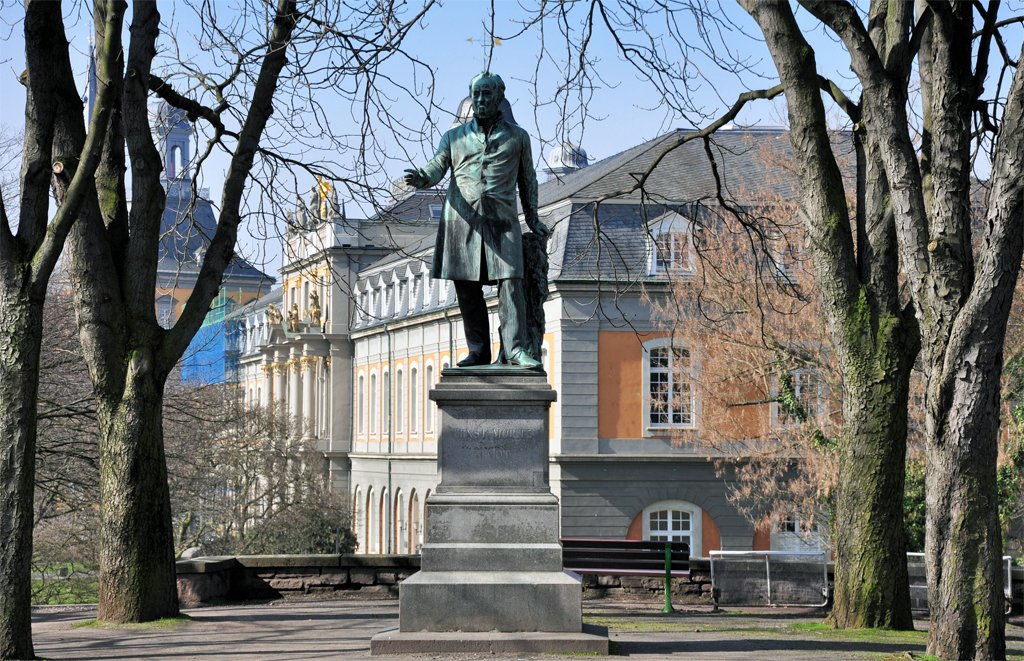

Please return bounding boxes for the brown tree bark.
[0,2,122,656]
[741,0,917,630]
[64,0,299,622]
[0,297,43,661]
[97,365,178,622]
[744,1,1024,655]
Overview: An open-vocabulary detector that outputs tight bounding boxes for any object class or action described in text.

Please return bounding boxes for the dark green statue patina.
[404,72,549,368]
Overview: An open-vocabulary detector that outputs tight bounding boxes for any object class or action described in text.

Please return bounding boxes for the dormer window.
[648,211,695,275]
[655,232,690,273]
[429,204,442,220]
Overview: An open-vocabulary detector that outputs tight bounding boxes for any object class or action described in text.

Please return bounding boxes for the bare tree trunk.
[742,0,916,629]
[96,353,178,622]
[0,292,42,660]
[925,354,1006,658]
[831,355,914,629]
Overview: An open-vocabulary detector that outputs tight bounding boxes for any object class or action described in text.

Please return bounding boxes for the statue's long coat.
[418,117,539,282]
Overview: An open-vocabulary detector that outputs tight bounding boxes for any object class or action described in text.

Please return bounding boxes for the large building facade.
[230,126,829,557]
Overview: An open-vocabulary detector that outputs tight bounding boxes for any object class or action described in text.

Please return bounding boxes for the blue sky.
[2,1,1014,273]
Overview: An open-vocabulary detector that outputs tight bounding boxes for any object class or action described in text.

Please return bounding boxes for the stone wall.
[177,555,1022,613]
[176,554,419,606]
[175,554,712,607]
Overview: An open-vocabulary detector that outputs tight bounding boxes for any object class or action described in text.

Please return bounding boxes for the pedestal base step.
[370,624,609,655]
[399,570,582,632]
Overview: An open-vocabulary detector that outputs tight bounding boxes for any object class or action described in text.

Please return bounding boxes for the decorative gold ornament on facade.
[317,176,333,219]
[266,303,282,325]
[308,289,322,325]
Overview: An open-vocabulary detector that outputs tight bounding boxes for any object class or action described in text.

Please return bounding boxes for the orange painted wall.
[598,332,651,439]
[752,522,771,551]
[626,512,642,540]
[598,330,680,439]
[701,512,721,557]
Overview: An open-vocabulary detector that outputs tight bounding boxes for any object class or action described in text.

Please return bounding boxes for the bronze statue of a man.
[404,72,549,368]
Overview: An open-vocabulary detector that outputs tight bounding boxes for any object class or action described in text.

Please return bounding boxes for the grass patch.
[73,615,192,630]
[32,577,98,605]
[789,622,927,645]
[584,615,928,645]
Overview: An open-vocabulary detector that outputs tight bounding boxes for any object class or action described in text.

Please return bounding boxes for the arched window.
[643,338,696,432]
[395,490,406,553]
[352,487,363,548]
[156,295,177,329]
[169,144,182,178]
[410,366,419,433]
[366,487,376,554]
[380,488,390,554]
[369,372,378,435]
[357,374,365,434]
[424,364,434,433]
[409,490,421,553]
[642,500,702,558]
[383,370,391,435]
[396,368,404,433]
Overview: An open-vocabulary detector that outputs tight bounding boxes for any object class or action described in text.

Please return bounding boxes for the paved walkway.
[32,599,1024,660]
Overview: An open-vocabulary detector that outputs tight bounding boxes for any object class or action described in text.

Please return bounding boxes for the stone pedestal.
[371,368,607,655]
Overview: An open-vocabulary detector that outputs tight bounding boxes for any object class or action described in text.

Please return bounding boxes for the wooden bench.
[560,538,690,612]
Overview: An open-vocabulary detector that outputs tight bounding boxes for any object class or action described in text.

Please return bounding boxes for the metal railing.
[907,552,1013,615]
[709,550,829,607]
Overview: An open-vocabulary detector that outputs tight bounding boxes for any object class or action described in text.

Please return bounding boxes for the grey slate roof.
[535,127,817,207]
[159,189,275,286]
[358,127,848,289]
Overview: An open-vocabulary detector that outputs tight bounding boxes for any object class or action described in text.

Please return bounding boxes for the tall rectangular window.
[369,373,378,434]
[410,367,419,433]
[425,365,434,433]
[358,375,365,434]
[396,369,404,433]
[648,345,693,427]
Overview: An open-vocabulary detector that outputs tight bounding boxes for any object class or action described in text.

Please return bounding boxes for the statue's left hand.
[529,220,551,239]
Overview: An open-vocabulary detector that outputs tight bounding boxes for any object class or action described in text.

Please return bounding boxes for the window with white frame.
[156,295,177,329]
[770,513,826,552]
[357,374,365,434]
[410,366,419,433]
[395,368,404,433]
[383,370,391,433]
[429,204,442,219]
[369,372,378,435]
[649,211,694,275]
[644,339,696,430]
[424,364,434,433]
[772,369,822,428]
[642,500,702,557]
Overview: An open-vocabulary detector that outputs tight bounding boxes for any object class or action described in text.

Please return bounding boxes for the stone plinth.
[371,368,607,655]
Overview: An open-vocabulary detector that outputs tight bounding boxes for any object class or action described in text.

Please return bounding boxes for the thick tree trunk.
[924,332,1010,659]
[830,348,914,629]
[742,0,916,630]
[96,348,178,623]
[0,289,42,660]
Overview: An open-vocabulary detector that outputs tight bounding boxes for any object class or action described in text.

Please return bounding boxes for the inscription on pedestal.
[438,405,548,492]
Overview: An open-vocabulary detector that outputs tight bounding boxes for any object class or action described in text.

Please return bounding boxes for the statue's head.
[469,72,505,122]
